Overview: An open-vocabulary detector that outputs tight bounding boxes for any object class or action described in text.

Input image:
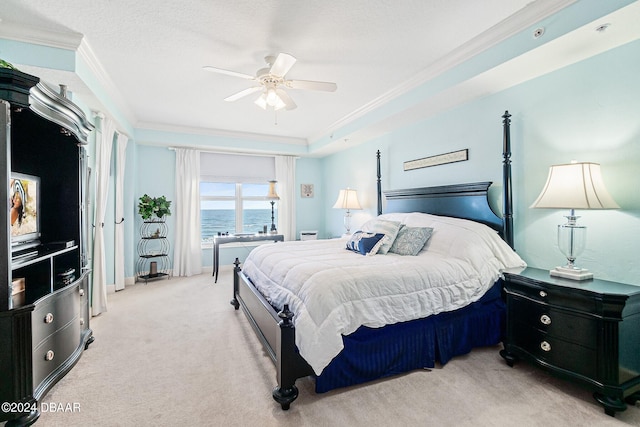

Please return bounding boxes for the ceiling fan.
[203,53,337,111]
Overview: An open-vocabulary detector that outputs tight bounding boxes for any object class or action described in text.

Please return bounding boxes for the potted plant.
[138,194,172,221]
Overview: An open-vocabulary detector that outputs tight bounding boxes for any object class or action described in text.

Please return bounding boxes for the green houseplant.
[138,194,172,220]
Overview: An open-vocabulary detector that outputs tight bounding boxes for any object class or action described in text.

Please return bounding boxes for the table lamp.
[333,188,362,235]
[530,161,619,280]
[266,180,280,233]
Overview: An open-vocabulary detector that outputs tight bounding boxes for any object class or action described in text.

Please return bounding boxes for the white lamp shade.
[333,188,362,210]
[530,162,619,209]
[266,180,280,200]
[254,93,267,110]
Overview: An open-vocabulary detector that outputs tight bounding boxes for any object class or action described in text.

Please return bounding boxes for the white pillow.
[402,212,525,269]
[361,219,402,254]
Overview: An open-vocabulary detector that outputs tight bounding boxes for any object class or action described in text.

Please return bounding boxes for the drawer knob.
[539,290,547,298]
[540,341,551,352]
[79,289,85,296]
[540,314,552,325]
[80,318,85,326]
[44,313,54,324]
[45,350,55,361]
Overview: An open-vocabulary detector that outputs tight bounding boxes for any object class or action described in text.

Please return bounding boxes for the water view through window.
[200,182,277,243]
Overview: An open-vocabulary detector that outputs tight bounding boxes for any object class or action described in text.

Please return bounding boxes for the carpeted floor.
[29,267,640,426]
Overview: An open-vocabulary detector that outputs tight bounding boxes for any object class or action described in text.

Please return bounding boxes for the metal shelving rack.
[136,220,171,283]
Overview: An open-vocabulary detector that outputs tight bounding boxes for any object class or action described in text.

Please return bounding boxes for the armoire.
[0,67,94,426]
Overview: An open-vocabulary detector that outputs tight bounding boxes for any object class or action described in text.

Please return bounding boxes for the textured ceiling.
[3,0,632,154]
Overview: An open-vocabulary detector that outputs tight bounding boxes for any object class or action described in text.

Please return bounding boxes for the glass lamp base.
[550,266,593,281]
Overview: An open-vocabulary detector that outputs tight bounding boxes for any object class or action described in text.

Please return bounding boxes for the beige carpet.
[31,268,640,427]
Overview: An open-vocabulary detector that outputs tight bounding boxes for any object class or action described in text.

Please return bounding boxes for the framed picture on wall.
[301,184,314,198]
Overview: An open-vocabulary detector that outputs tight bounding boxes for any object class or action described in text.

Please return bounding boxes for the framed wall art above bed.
[229,111,518,410]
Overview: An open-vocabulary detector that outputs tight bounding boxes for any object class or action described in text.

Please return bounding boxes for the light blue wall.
[295,157,325,237]
[322,40,640,285]
[133,145,176,276]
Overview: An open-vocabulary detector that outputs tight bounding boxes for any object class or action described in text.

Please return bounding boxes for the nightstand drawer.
[509,296,598,348]
[511,326,597,379]
[505,280,597,313]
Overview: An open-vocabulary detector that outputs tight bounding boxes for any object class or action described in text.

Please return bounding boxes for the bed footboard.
[230,258,313,410]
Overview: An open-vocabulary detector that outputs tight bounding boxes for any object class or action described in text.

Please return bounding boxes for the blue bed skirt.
[315,280,505,393]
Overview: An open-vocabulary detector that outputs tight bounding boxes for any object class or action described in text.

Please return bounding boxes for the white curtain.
[275,155,296,241]
[91,114,115,315]
[114,132,128,291]
[174,148,202,276]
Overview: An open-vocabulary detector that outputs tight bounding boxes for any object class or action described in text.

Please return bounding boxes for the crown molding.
[135,121,308,146]
[0,21,138,127]
[75,38,138,124]
[0,21,83,50]
[309,0,576,144]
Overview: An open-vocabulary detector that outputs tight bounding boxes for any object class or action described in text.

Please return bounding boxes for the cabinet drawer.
[509,296,598,348]
[32,317,81,388]
[512,324,597,379]
[32,285,80,348]
[505,281,597,313]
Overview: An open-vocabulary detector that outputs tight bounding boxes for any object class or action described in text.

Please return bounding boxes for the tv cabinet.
[0,68,94,426]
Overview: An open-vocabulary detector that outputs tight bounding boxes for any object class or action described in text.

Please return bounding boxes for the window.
[199,152,277,244]
[200,182,277,243]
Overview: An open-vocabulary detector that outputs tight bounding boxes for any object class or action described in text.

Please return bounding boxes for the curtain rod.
[92,110,131,140]
[167,146,299,159]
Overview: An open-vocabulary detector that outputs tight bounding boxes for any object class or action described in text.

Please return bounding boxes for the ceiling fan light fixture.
[254,94,268,110]
[274,97,287,111]
[206,52,333,113]
[266,88,280,107]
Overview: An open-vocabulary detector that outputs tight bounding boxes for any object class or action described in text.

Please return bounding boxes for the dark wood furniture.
[212,233,283,283]
[500,267,640,417]
[231,111,515,410]
[0,68,94,426]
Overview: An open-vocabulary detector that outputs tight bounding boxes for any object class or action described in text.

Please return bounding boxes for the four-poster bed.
[230,111,518,409]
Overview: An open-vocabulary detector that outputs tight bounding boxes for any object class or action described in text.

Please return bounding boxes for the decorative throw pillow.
[389,226,434,256]
[346,231,385,256]
[364,219,402,254]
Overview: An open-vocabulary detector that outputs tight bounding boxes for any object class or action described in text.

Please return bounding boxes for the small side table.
[213,233,284,283]
[500,267,640,417]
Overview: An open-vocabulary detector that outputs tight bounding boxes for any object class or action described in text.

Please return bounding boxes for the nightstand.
[500,267,640,417]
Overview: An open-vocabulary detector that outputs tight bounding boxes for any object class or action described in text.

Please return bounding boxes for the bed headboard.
[376,111,514,248]
[383,182,503,233]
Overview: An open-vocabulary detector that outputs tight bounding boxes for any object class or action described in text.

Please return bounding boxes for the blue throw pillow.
[346,231,385,256]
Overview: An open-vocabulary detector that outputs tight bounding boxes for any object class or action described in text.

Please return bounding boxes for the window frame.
[200,181,274,245]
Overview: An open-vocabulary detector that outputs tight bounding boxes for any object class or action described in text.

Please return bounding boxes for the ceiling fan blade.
[224,86,263,102]
[285,79,337,92]
[269,53,296,77]
[203,66,256,80]
[275,89,297,111]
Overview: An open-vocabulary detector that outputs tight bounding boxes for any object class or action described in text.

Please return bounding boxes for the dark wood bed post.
[231,258,311,410]
[502,111,514,249]
[273,305,299,410]
[377,150,382,216]
[231,258,240,309]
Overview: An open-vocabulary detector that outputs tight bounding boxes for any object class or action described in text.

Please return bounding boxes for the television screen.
[10,172,41,250]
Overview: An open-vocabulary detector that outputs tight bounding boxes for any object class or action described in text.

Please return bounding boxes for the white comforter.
[241,213,526,375]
